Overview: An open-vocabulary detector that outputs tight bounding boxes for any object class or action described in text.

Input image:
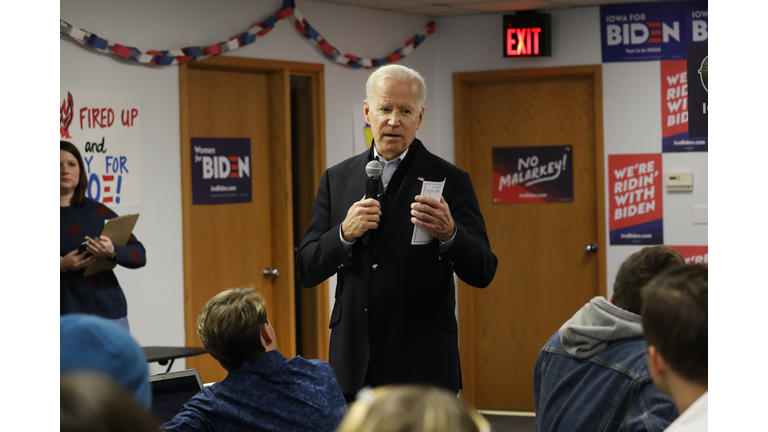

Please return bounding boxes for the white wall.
[61,1,707,369]
[433,7,707,297]
[61,0,439,372]
[602,61,708,293]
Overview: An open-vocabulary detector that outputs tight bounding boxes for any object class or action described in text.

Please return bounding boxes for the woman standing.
[60,141,146,331]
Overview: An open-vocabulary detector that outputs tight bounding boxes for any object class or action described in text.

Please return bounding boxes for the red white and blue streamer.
[60,0,436,68]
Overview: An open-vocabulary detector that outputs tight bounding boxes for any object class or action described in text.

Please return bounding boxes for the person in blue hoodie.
[533,246,685,432]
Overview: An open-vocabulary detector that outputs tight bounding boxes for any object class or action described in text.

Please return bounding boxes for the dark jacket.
[296,139,497,394]
[162,351,346,432]
[60,198,146,319]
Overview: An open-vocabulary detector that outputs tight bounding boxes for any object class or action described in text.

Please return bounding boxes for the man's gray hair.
[365,64,427,108]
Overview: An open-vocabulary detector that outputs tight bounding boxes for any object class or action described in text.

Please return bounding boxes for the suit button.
[364,308,367,312]
[371,264,378,271]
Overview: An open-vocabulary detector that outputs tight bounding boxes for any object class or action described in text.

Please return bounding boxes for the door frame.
[452,65,607,405]
[179,56,328,361]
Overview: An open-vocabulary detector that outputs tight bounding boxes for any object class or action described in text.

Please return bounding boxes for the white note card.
[411,178,446,245]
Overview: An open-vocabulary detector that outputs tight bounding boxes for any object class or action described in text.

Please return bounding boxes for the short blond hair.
[197,287,268,371]
[338,385,490,432]
[365,64,427,108]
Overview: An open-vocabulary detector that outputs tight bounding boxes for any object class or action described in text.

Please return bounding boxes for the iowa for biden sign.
[600,1,707,62]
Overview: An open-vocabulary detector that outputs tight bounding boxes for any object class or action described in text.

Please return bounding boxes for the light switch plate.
[693,205,708,224]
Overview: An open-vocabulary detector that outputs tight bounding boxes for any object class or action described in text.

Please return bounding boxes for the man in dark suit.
[296,65,497,402]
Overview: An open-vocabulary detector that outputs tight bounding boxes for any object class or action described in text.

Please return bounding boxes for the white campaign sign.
[60,91,141,207]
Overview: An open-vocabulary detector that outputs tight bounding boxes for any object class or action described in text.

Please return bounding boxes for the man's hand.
[85,236,116,259]
[410,195,455,242]
[60,249,96,272]
[341,196,381,242]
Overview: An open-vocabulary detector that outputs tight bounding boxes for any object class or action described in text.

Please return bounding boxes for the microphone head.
[366,160,383,178]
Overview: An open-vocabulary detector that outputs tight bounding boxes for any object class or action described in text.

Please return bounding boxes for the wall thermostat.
[665,172,693,192]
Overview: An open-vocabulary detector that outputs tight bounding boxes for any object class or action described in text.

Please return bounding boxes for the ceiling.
[307,0,685,17]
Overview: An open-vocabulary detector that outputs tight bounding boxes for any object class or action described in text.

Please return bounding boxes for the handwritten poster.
[493,146,573,204]
[608,153,663,245]
[60,91,141,207]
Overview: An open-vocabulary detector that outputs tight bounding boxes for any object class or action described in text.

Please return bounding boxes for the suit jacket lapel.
[343,148,373,201]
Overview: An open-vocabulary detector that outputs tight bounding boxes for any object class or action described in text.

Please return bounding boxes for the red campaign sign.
[608,154,663,231]
[661,60,688,140]
[661,59,707,152]
[668,245,708,265]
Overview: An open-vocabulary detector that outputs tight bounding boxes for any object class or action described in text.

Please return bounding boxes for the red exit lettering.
[507,27,542,56]
[79,107,115,129]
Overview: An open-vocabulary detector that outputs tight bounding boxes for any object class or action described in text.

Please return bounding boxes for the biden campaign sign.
[600,1,707,63]
[191,138,252,205]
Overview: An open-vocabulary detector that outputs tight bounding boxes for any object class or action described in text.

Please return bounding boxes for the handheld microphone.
[363,160,383,246]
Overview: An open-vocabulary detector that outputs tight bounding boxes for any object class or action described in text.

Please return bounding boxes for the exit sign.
[504,13,551,57]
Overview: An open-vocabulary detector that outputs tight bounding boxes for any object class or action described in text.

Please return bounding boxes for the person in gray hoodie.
[533,245,685,432]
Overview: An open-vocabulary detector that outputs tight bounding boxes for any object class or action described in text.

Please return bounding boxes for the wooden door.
[180,59,297,383]
[454,66,606,411]
[291,76,329,361]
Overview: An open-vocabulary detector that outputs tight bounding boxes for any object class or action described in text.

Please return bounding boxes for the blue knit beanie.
[60,314,151,409]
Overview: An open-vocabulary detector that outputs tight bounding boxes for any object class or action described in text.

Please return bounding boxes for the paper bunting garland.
[59,0,436,68]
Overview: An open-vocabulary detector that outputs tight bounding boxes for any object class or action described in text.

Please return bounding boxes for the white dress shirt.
[664,391,707,432]
[339,145,455,252]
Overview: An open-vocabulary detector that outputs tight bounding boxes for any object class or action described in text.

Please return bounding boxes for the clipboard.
[83,213,140,277]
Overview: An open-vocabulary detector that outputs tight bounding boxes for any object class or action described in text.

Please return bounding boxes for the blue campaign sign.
[191,138,252,205]
[600,1,707,63]
[684,1,708,44]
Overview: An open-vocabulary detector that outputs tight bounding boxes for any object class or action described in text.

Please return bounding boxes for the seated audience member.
[534,246,685,432]
[162,287,347,432]
[642,264,707,432]
[60,313,152,409]
[337,385,490,432]
[61,371,161,432]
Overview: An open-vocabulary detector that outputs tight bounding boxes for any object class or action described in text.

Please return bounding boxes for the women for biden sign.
[191,138,252,205]
[608,153,663,245]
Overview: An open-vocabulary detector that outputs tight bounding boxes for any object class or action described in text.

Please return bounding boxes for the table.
[143,346,208,373]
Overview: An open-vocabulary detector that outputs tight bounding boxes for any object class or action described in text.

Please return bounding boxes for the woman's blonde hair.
[337,385,490,432]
